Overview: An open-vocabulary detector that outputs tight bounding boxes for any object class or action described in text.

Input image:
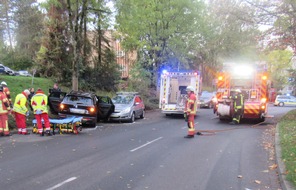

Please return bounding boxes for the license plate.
[70,108,86,114]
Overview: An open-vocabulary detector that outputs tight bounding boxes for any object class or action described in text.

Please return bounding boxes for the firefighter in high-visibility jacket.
[184,86,197,138]
[13,89,30,135]
[229,89,244,125]
[0,85,12,136]
[31,88,51,135]
[1,81,12,107]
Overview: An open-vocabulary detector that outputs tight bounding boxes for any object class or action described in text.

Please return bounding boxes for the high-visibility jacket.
[13,92,28,115]
[185,92,197,115]
[0,92,10,115]
[31,92,48,114]
[230,93,244,109]
[3,86,12,105]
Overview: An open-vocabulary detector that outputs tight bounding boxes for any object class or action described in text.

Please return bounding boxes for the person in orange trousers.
[0,85,12,136]
[1,81,12,107]
[31,88,51,136]
[184,86,197,138]
[13,89,31,135]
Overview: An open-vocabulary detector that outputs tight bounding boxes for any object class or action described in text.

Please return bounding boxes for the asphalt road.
[0,104,294,190]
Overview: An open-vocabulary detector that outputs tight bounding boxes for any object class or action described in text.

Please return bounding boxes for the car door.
[48,91,67,114]
[134,96,144,117]
[97,96,115,119]
[288,96,296,106]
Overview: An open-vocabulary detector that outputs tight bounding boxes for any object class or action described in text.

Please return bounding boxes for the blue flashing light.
[162,70,168,75]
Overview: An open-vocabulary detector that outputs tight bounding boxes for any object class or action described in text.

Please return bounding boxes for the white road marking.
[46,177,77,190]
[130,137,163,152]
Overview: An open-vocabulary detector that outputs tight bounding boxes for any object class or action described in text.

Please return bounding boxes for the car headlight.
[121,107,131,114]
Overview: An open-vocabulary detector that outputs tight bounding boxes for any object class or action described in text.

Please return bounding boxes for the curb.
[275,124,295,190]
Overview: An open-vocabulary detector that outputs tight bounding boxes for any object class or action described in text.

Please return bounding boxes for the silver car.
[110,92,145,122]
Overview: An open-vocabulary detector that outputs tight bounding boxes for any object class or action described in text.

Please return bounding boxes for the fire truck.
[213,63,269,122]
[159,70,202,115]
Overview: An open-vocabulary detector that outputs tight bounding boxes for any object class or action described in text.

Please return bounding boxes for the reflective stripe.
[185,93,197,115]
[31,93,48,114]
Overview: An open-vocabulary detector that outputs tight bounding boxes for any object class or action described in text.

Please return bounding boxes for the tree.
[14,0,44,60]
[0,0,15,49]
[35,0,72,82]
[199,0,261,86]
[248,0,296,54]
[115,0,207,87]
[262,49,293,90]
[36,0,119,91]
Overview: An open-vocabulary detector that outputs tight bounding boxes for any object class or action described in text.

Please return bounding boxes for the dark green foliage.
[80,48,120,91]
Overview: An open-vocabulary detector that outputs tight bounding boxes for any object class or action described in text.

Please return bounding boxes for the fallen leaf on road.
[262,170,269,173]
[237,175,243,178]
[254,180,261,184]
[269,164,278,170]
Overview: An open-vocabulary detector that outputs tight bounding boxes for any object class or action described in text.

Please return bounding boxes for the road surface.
[0,104,293,190]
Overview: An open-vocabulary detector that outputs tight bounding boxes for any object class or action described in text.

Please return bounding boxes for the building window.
[117,51,125,57]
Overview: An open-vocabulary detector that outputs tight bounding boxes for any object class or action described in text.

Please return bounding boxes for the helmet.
[186,86,195,92]
[1,81,7,86]
[23,89,30,96]
[235,89,241,93]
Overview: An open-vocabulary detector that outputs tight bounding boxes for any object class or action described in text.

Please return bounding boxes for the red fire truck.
[213,63,269,122]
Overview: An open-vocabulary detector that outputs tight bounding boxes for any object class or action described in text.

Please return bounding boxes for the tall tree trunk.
[3,0,12,48]
[97,23,102,68]
[67,0,79,91]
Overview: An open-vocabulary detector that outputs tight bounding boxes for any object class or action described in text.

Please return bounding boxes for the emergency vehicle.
[213,62,269,122]
[159,70,202,115]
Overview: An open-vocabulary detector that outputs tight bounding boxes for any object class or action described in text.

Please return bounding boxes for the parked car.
[274,95,296,107]
[0,64,6,74]
[110,92,145,122]
[5,67,16,76]
[0,64,16,76]
[48,91,114,127]
[18,70,32,77]
[197,91,216,108]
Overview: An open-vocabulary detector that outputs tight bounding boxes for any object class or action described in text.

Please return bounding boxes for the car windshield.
[63,95,93,105]
[200,92,213,99]
[112,95,134,104]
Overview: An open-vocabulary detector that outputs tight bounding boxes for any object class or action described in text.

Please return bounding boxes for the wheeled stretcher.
[32,116,83,135]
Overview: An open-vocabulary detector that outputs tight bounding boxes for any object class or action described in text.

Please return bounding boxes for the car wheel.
[140,110,145,119]
[259,116,265,122]
[279,102,284,107]
[103,117,110,123]
[90,122,96,128]
[129,112,135,123]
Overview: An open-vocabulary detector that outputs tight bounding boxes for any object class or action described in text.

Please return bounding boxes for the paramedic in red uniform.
[184,86,197,138]
[1,81,12,107]
[0,85,12,136]
[31,88,51,135]
[13,89,30,135]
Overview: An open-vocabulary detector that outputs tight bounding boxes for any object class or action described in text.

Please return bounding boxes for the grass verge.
[0,75,60,129]
[278,109,296,187]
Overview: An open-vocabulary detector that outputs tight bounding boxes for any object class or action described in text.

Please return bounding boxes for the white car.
[274,95,296,106]
[18,70,32,77]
